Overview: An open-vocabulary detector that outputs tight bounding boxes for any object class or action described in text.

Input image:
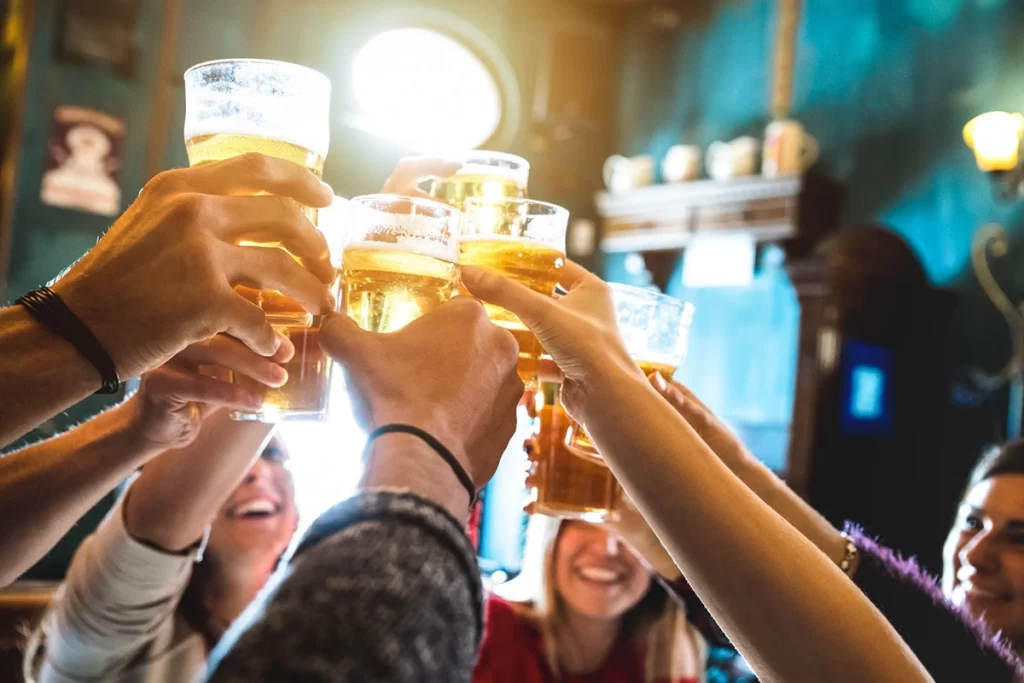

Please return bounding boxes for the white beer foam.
[343,239,459,264]
[183,121,329,159]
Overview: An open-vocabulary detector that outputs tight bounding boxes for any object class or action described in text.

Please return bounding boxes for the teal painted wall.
[609,0,1024,469]
[3,0,168,578]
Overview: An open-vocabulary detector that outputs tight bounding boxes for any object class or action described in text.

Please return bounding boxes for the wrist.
[112,393,173,455]
[370,411,471,479]
[51,274,135,379]
[6,303,101,392]
[572,359,649,426]
[360,432,471,522]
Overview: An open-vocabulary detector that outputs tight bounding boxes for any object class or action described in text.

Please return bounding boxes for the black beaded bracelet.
[364,424,477,508]
[16,286,122,394]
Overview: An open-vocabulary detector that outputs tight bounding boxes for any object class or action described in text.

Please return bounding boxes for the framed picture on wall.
[54,0,141,78]
[40,106,124,217]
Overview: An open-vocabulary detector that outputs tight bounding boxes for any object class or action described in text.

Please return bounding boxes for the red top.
[472,596,698,683]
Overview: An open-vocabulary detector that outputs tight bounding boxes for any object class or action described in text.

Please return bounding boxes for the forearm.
[125,410,274,552]
[585,368,931,683]
[205,489,481,683]
[731,455,847,566]
[0,401,161,586]
[0,305,103,448]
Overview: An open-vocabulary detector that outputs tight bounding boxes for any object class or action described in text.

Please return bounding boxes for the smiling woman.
[350,26,509,153]
[943,441,1024,658]
[474,515,705,683]
[25,415,301,683]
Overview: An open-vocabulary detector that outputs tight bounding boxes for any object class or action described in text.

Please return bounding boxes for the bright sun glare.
[352,27,503,153]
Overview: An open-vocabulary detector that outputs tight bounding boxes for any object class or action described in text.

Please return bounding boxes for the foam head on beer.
[184,58,330,169]
[566,285,695,462]
[342,194,462,334]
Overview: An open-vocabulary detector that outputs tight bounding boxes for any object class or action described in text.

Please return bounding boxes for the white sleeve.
[41,494,198,680]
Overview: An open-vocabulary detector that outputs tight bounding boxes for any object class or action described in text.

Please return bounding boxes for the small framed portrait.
[40,106,124,217]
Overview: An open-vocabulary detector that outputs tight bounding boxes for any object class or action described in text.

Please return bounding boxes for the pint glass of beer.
[425,150,529,210]
[565,284,695,462]
[343,195,462,333]
[183,59,333,422]
[529,382,622,522]
[460,197,567,387]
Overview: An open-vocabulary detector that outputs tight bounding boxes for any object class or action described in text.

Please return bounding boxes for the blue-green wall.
[608,0,1024,468]
[3,0,168,577]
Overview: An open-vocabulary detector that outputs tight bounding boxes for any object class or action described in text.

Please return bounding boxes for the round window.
[352,27,505,152]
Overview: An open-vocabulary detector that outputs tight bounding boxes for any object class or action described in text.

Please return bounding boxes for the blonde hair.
[495,515,706,682]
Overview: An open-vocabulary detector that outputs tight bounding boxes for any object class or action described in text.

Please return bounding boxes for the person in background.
[943,441,1024,664]
[650,375,1021,682]
[25,359,297,682]
[475,510,705,683]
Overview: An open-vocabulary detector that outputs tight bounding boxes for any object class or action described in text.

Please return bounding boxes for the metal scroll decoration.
[971,223,1024,393]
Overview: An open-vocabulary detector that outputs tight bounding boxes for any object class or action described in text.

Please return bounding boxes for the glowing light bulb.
[963,112,1024,172]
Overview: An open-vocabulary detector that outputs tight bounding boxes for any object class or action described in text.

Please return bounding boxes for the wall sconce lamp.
[964,112,1024,199]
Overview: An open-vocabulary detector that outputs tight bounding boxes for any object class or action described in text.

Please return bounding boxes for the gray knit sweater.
[204,489,482,683]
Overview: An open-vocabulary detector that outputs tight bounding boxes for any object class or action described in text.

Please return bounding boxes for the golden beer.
[530,382,621,522]
[459,235,563,382]
[184,59,333,421]
[565,284,695,462]
[185,133,332,420]
[343,243,460,333]
[461,198,568,388]
[436,173,525,211]
[565,358,679,460]
[427,151,529,211]
[186,132,325,175]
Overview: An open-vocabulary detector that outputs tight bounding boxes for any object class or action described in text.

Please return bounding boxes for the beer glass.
[565,284,695,462]
[529,382,622,522]
[459,197,567,388]
[184,59,333,422]
[343,195,462,333]
[424,150,529,210]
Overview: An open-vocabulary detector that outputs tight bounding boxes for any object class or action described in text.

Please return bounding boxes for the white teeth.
[578,567,621,583]
[236,499,276,516]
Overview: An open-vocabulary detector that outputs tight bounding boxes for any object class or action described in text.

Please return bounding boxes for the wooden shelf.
[597,175,803,254]
[593,173,843,289]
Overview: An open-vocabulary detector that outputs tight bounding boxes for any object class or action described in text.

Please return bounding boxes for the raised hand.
[127,332,293,450]
[320,298,523,492]
[52,153,335,380]
[461,261,636,423]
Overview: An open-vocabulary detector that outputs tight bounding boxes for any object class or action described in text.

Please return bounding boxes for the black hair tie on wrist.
[16,286,122,394]
[365,424,477,508]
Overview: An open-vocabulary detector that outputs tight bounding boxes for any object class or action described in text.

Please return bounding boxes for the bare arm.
[0,306,106,448]
[124,410,274,552]
[651,375,848,567]
[0,334,285,588]
[0,399,161,586]
[586,368,930,683]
